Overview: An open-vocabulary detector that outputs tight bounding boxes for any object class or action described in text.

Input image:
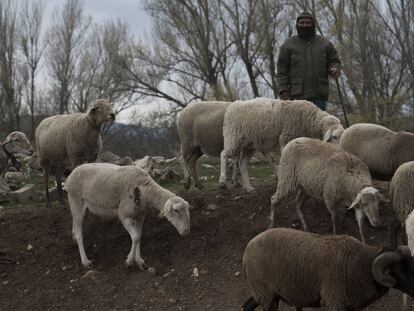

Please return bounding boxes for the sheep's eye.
[332,135,338,139]
[173,208,180,214]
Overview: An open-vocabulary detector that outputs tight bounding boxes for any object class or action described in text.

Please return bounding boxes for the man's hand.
[279,90,290,100]
[329,67,341,79]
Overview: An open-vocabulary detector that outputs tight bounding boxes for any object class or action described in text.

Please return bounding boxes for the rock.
[152,156,165,167]
[25,154,41,171]
[148,267,156,273]
[233,196,243,201]
[199,176,208,182]
[250,157,260,164]
[81,270,98,280]
[159,167,180,183]
[134,156,153,171]
[115,156,133,166]
[201,164,215,169]
[165,157,177,164]
[2,280,9,285]
[27,244,34,251]
[191,267,199,278]
[11,184,35,203]
[4,172,26,184]
[206,204,219,211]
[99,151,121,163]
[234,271,241,277]
[0,177,11,202]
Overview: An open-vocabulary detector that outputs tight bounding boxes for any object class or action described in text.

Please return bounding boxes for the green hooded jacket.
[276,14,341,100]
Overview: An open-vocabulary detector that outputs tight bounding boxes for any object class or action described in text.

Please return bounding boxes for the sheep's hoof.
[81,259,93,268]
[218,182,227,190]
[137,261,148,271]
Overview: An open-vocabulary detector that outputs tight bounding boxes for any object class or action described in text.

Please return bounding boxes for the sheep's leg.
[269,162,298,228]
[239,149,255,193]
[55,166,65,207]
[187,148,203,189]
[406,210,414,253]
[42,166,51,208]
[355,208,367,244]
[261,151,279,182]
[219,149,229,189]
[269,192,296,228]
[325,200,339,235]
[181,151,192,190]
[264,294,280,311]
[295,190,310,231]
[70,197,91,267]
[121,216,147,270]
[231,157,241,187]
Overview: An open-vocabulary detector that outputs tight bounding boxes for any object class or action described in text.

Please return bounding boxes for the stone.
[134,156,153,171]
[159,167,180,182]
[0,177,11,202]
[99,151,121,163]
[191,267,199,278]
[81,270,98,280]
[115,156,133,166]
[4,172,26,184]
[165,157,177,164]
[11,184,35,203]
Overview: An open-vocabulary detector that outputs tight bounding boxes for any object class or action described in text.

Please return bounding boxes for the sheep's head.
[348,187,387,227]
[321,115,344,144]
[372,246,414,297]
[3,131,33,155]
[161,196,190,236]
[87,99,115,128]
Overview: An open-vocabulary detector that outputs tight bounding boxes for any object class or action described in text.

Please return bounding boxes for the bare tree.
[19,0,45,138]
[138,0,234,105]
[383,0,414,109]
[0,0,20,133]
[46,0,91,114]
[219,0,261,97]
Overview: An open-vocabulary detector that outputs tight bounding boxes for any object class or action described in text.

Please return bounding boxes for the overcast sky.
[42,0,160,122]
[45,0,152,39]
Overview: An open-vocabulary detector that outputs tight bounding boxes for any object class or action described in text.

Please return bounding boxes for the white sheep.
[177,101,240,190]
[270,137,387,244]
[35,99,115,207]
[0,131,33,172]
[390,161,414,253]
[64,163,190,269]
[242,228,414,310]
[340,123,414,178]
[219,98,344,192]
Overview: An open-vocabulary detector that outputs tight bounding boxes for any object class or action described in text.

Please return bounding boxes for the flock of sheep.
[177,98,414,310]
[3,97,414,310]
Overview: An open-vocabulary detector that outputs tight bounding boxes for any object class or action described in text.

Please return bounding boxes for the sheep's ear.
[323,128,333,142]
[160,200,172,217]
[134,187,140,205]
[348,193,362,210]
[2,136,11,145]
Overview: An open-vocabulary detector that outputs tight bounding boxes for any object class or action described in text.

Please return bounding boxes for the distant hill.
[102,121,179,159]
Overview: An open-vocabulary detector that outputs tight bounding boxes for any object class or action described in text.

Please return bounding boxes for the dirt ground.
[1,179,413,310]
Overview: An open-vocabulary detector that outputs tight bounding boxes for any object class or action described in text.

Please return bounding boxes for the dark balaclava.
[296,11,316,39]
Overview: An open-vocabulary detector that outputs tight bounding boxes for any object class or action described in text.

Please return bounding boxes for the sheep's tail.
[243,296,259,311]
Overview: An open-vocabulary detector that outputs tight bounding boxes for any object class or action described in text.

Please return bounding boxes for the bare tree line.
[0,0,413,137]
